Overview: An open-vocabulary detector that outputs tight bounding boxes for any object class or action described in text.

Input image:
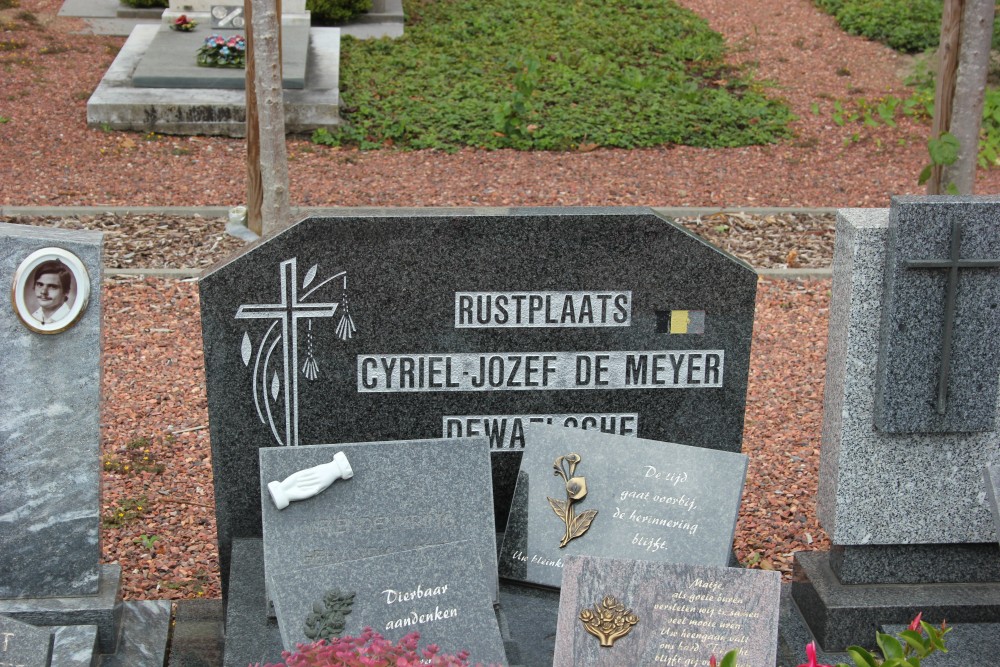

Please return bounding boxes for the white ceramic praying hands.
[267,452,354,510]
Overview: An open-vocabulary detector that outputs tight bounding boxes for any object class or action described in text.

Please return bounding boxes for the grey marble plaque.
[499,424,747,588]
[0,615,54,667]
[0,223,103,598]
[986,466,1000,542]
[260,438,498,602]
[200,208,757,586]
[554,556,780,667]
[269,541,508,664]
[874,196,1000,433]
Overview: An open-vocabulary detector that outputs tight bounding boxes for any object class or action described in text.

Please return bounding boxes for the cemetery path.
[2,0,1000,207]
[98,276,831,600]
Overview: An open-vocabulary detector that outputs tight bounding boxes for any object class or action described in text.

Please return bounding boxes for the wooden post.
[942,0,995,193]
[927,0,964,195]
[245,0,291,237]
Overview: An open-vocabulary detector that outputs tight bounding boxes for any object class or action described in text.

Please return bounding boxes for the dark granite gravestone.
[0,223,171,666]
[499,424,747,588]
[789,198,1000,653]
[259,438,499,602]
[875,196,1000,433]
[268,542,507,664]
[199,207,758,590]
[0,615,54,667]
[553,556,781,667]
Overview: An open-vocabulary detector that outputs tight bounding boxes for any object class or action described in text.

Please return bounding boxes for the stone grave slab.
[986,466,1000,540]
[874,196,1000,433]
[499,423,747,588]
[0,615,54,667]
[199,207,758,585]
[131,25,309,90]
[553,556,780,667]
[259,438,499,601]
[0,223,102,598]
[817,203,1000,546]
[269,541,507,664]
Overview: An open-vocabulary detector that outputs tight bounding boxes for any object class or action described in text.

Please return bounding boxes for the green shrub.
[119,0,167,9]
[308,0,371,25]
[326,0,792,151]
[815,0,1000,53]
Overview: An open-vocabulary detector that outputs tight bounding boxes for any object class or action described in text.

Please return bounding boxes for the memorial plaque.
[200,208,757,583]
[0,615,54,667]
[260,438,499,601]
[875,196,1000,433]
[553,556,781,667]
[269,542,507,664]
[499,424,747,588]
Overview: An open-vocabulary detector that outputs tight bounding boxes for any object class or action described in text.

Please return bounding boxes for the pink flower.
[797,642,833,667]
[174,14,187,24]
[908,612,923,633]
[709,656,718,667]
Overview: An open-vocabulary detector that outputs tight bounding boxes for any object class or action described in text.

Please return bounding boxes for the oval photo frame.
[11,247,91,335]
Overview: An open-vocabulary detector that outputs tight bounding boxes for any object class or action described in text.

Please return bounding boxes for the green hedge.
[815,0,1000,53]
[308,0,371,25]
[120,0,167,9]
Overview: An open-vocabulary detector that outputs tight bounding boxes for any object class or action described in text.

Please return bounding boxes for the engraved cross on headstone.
[874,197,1000,434]
[236,258,338,446]
[904,219,1000,415]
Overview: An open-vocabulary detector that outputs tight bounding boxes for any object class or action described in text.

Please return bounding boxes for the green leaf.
[918,164,933,185]
[928,133,960,166]
[877,633,905,660]
[898,629,926,653]
[719,649,738,667]
[846,646,878,667]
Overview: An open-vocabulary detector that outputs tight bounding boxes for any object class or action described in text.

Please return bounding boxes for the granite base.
[780,581,1000,667]
[792,551,1000,650]
[99,601,172,667]
[0,564,122,654]
[168,599,225,667]
[829,543,1000,584]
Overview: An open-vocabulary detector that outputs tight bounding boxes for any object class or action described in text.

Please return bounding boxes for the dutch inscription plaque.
[554,556,781,667]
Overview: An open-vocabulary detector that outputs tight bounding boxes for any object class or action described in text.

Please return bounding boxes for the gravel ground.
[0,0,934,601]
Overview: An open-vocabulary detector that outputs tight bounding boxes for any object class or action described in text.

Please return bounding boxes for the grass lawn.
[323,0,793,151]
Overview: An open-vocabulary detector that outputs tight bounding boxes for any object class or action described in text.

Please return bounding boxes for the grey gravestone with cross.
[199,207,758,603]
[791,196,1000,651]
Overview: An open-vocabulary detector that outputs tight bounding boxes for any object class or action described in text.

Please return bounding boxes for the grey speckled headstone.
[874,196,1000,433]
[269,541,508,664]
[200,208,757,585]
[985,466,1000,541]
[0,614,54,667]
[499,424,747,588]
[0,223,102,598]
[260,438,498,601]
[553,556,780,667]
[817,207,1000,545]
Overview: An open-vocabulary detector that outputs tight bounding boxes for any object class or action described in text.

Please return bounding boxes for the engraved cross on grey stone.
[904,219,1000,414]
[235,258,338,447]
[875,196,1000,434]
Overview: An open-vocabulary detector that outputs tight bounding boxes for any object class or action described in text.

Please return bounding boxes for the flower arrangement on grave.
[196,34,246,68]
[255,628,501,667]
[170,14,197,31]
[793,613,950,667]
